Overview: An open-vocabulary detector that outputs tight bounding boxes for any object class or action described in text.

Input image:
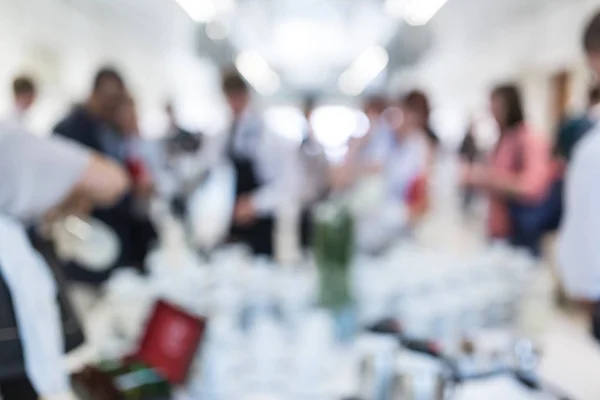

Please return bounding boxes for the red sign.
[135,300,207,384]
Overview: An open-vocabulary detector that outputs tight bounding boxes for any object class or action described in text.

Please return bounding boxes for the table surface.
[65,296,600,400]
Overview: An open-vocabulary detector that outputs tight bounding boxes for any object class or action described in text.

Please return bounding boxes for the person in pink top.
[463,85,552,253]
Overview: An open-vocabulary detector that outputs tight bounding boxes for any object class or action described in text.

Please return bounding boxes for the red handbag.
[134,300,207,384]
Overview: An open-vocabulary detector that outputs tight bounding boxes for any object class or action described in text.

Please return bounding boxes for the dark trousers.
[0,375,37,400]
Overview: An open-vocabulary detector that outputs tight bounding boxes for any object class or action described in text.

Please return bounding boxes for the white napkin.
[187,161,236,251]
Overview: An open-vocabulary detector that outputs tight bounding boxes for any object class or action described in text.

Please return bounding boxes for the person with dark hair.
[54,67,125,152]
[188,69,307,257]
[5,75,37,127]
[554,85,600,163]
[12,76,36,116]
[392,90,433,220]
[402,90,440,171]
[462,84,551,255]
[343,91,430,252]
[459,122,480,213]
[53,67,138,285]
[558,10,600,342]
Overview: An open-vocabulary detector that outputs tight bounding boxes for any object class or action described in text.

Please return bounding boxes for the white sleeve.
[557,133,600,300]
[0,127,91,220]
[252,136,303,216]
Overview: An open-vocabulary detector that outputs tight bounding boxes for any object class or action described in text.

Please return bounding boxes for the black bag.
[0,231,85,380]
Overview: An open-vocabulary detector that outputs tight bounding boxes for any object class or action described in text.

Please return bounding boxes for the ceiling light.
[206,19,230,40]
[404,0,448,26]
[215,0,236,14]
[235,50,280,95]
[175,0,216,23]
[384,0,408,18]
[339,46,389,96]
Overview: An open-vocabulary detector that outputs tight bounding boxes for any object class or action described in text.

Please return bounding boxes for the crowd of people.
[0,63,438,398]
[457,11,600,348]
[3,7,600,400]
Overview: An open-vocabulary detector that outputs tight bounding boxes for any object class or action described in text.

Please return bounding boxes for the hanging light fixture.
[384,0,449,26]
[404,0,449,26]
[206,19,231,40]
[174,0,216,23]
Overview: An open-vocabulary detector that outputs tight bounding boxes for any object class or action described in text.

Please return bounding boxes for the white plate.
[56,216,121,272]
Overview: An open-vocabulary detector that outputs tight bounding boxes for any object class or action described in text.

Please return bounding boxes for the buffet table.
[60,240,600,400]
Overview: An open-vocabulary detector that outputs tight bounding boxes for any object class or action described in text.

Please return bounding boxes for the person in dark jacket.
[554,85,600,163]
[54,67,144,284]
[459,124,480,213]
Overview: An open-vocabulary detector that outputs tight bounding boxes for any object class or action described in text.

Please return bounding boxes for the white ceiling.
[54,0,582,96]
[228,0,401,89]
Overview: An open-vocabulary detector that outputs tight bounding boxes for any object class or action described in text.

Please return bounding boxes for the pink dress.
[488,125,551,239]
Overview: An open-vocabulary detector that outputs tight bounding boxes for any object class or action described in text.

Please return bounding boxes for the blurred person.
[459,123,480,213]
[54,67,145,284]
[331,95,393,190]
[558,11,600,342]
[54,67,125,155]
[5,75,37,127]
[164,101,202,157]
[535,86,600,236]
[0,122,128,400]
[554,85,600,164]
[299,96,329,203]
[354,92,431,252]
[403,90,438,172]
[113,95,159,263]
[391,91,434,222]
[462,85,552,256]
[188,70,308,256]
[349,96,391,169]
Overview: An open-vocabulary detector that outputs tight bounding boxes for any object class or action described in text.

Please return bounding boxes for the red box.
[134,300,207,384]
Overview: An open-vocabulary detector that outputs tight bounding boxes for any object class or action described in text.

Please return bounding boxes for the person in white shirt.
[4,75,36,128]
[331,95,393,190]
[0,122,129,400]
[558,10,600,341]
[299,96,330,204]
[350,92,430,252]
[191,70,305,256]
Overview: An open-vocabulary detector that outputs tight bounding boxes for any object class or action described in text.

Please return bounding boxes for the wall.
[0,0,227,136]
[392,0,600,147]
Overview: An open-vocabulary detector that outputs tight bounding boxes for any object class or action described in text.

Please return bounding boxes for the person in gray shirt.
[0,122,128,400]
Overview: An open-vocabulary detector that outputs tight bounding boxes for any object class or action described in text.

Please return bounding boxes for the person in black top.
[54,67,139,285]
[459,124,480,213]
[220,70,309,256]
[54,68,125,153]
